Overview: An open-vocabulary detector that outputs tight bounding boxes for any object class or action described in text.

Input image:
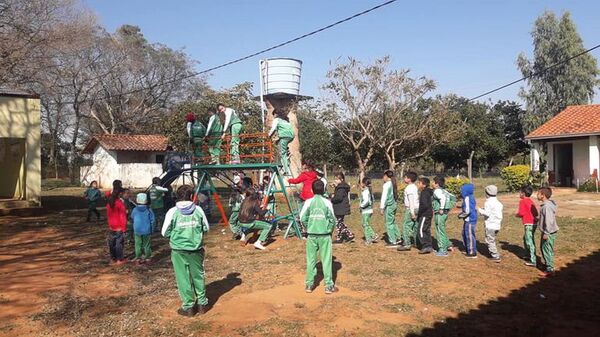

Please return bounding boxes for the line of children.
[330,172,355,244]
[84,180,101,223]
[478,185,503,262]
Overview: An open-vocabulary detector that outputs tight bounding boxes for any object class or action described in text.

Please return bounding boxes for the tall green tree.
[517,10,599,133]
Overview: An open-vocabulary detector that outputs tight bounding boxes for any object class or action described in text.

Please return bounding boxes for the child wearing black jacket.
[331,172,355,244]
[416,177,434,254]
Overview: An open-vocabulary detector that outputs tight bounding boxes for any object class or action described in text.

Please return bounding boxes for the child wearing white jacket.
[478,185,503,262]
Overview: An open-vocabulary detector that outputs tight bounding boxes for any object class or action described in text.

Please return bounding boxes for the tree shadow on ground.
[407,250,600,337]
[205,272,242,311]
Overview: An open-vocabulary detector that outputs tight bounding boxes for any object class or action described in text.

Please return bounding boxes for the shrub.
[444,176,470,196]
[577,178,599,192]
[500,165,530,192]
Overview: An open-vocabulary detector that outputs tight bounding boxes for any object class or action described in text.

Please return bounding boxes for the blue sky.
[84,0,600,104]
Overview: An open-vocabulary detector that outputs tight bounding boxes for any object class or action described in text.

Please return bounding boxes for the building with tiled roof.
[80,134,169,188]
[527,104,600,187]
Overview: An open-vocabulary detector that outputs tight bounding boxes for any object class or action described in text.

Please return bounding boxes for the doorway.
[0,138,26,199]
[554,143,573,187]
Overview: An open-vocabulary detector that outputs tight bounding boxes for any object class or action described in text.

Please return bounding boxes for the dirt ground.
[1,188,599,336]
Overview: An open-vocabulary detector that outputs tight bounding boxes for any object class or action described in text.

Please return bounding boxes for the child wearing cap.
[477,185,503,262]
[131,193,155,263]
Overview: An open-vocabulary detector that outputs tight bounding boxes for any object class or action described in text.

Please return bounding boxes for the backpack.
[442,189,457,210]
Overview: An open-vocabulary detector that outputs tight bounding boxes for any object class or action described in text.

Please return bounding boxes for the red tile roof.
[82,134,168,154]
[526,104,600,140]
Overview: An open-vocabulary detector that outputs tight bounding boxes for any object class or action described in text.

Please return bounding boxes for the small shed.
[80,134,168,188]
[527,104,600,187]
[0,88,41,206]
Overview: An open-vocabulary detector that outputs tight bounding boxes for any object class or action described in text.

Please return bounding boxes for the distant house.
[0,88,41,206]
[527,104,600,187]
[80,134,168,188]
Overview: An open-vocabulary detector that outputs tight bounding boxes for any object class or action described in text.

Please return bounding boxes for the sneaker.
[447,246,455,252]
[364,240,373,246]
[396,246,411,251]
[490,256,501,263]
[115,259,128,265]
[333,239,344,245]
[524,261,536,267]
[324,286,339,294]
[305,285,313,293]
[418,247,434,254]
[465,254,478,259]
[195,304,207,315]
[253,241,266,250]
[539,270,555,278]
[177,306,197,317]
[435,251,449,257]
[239,233,246,242]
[143,258,151,264]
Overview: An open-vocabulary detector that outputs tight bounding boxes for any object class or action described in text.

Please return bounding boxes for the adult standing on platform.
[218,103,243,164]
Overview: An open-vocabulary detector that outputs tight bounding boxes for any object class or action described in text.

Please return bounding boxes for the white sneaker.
[254,241,266,250]
[239,233,246,242]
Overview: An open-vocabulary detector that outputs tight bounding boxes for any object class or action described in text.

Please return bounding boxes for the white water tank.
[260,58,302,95]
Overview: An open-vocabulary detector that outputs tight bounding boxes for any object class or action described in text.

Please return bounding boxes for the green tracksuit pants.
[208,136,222,164]
[192,137,204,158]
[305,235,334,288]
[278,137,293,175]
[153,207,165,233]
[541,232,557,272]
[240,220,272,242]
[134,234,151,259]
[434,213,450,252]
[384,204,400,243]
[523,225,537,264]
[228,209,242,236]
[171,250,207,309]
[402,208,418,247]
[361,212,376,242]
[229,123,242,162]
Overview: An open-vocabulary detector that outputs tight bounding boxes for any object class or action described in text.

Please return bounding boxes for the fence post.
[467,151,474,182]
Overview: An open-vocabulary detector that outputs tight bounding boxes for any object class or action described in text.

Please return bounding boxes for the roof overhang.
[526,132,600,142]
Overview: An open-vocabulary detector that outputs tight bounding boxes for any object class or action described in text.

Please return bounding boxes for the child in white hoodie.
[477,185,503,262]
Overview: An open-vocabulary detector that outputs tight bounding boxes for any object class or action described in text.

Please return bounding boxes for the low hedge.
[500,165,530,192]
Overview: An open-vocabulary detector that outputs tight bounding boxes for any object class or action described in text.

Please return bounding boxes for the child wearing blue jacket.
[458,183,478,258]
[131,193,155,263]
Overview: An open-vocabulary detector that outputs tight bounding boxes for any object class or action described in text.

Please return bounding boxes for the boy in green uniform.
[268,109,295,175]
[218,103,243,164]
[186,112,207,160]
[359,177,378,245]
[149,177,169,232]
[398,171,419,250]
[537,187,558,278]
[205,109,223,164]
[432,176,455,257]
[162,185,210,317]
[381,170,401,247]
[300,180,338,294]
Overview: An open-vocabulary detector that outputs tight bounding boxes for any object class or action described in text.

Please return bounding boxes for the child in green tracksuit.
[149,177,169,232]
[381,170,401,247]
[238,189,272,250]
[359,177,378,245]
[162,185,210,317]
[218,103,243,164]
[205,109,223,164]
[537,187,558,278]
[300,180,338,294]
[84,180,101,222]
[268,109,295,175]
[400,171,419,250]
[432,176,455,257]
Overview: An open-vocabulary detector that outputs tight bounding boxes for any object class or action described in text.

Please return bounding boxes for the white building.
[527,104,600,187]
[80,134,168,188]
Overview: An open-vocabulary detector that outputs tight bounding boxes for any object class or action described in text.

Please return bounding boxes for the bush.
[445,176,470,196]
[577,178,599,192]
[500,165,530,192]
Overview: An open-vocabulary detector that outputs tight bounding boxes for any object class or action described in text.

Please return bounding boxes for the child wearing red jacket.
[288,162,318,204]
[106,187,127,265]
[516,186,539,267]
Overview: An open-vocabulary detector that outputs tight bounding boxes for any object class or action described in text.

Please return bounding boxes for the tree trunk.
[69,108,82,184]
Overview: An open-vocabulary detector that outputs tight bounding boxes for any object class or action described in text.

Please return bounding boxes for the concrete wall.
[0,96,41,205]
[80,146,162,188]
